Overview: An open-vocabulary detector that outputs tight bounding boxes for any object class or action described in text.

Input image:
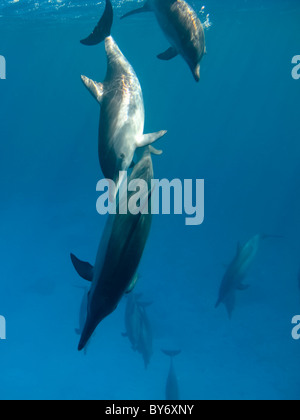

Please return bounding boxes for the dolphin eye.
[120,153,125,160]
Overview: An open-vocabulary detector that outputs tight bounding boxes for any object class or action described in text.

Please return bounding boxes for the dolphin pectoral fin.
[157,47,178,61]
[237,284,250,291]
[121,2,151,20]
[80,0,113,45]
[70,254,94,282]
[81,76,104,104]
[138,131,167,148]
[149,146,163,156]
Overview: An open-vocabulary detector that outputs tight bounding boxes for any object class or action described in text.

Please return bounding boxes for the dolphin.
[215,234,262,318]
[71,147,156,351]
[122,291,144,351]
[216,234,279,318]
[80,0,167,196]
[123,292,154,367]
[121,0,206,82]
[137,304,153,369]
[162,350,181,400]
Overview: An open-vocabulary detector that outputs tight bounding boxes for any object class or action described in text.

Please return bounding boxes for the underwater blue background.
[0,0,300,400]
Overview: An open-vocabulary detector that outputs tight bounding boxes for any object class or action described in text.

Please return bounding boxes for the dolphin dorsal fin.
[81,76,104,104]
[70,254,94,282]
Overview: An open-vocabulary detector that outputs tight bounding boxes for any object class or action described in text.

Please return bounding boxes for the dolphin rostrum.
[81,0,167,196]
[162,350,181,400]
[122,0,206,82]
[71,147,156,351]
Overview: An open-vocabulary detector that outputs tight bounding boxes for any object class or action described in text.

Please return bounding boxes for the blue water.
[0,0,300,400]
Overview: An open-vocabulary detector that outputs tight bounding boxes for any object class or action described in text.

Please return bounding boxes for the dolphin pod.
[121,0,207,82]
[80,0,167,198]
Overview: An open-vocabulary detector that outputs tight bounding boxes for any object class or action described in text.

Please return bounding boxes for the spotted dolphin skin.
[162,350,181,400]
[71,147,156,351]
[81,0,167,196]
[122,0,206,82]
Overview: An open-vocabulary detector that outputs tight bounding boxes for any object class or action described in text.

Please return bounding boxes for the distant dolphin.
[122,292,144,351]
[215,234,283,318]
[71,147,156,351]
[162,350,181,400]
[123,292,154,368]
[215,234,262,318]
[80,0,167,196]
[137,304,153,369]
[121,0,206,82]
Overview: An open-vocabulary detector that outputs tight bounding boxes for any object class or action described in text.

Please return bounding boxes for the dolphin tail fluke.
[162,350,181,358]
[70,253,94,282]
[121,2,151,20]
[80,0,113,46]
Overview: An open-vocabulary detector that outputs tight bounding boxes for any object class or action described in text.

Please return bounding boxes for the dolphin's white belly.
[98,73,145,178]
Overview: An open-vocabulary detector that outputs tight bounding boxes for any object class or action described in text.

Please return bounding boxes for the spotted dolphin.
[137,303,153,369]
[71,147,156,351]
[215,235,262,318]
[122,291,144,351]
[81,0,166,196]
[122,0,206,82]
[215,234,283,318]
